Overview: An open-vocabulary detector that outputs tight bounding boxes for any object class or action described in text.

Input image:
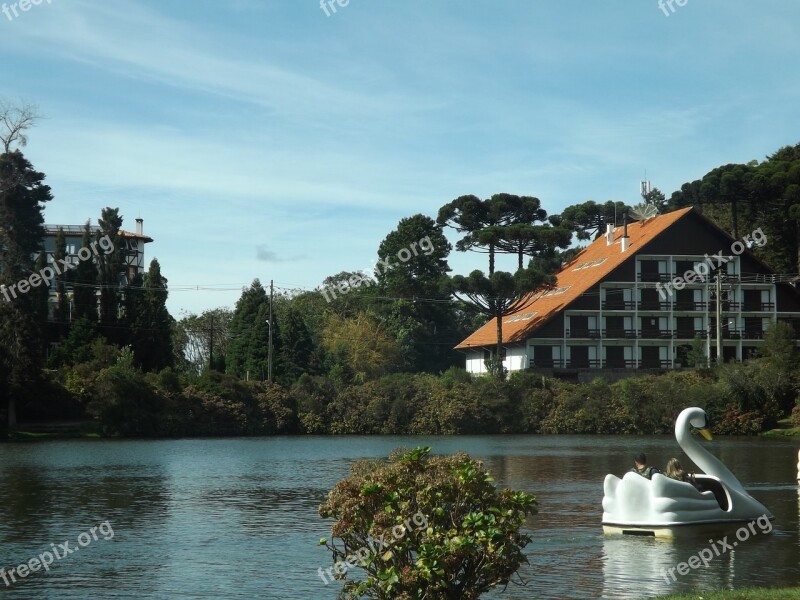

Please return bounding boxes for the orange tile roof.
[455,207,695,349]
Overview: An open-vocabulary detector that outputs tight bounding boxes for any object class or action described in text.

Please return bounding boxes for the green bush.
[318,447,537,599]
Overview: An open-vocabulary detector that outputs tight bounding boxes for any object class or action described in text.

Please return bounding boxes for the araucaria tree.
[319,447,537,600]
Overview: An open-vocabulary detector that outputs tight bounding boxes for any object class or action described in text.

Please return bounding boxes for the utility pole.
[705,274,711,368]
[268,279,274,383]
[716,273,723,365]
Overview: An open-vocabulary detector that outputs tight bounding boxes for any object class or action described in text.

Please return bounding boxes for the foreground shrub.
[318,447,537,599]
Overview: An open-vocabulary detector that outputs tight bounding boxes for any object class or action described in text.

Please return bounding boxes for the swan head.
[679,407,713,441]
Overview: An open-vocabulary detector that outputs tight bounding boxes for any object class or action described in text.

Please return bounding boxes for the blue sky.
[2,0,799,317]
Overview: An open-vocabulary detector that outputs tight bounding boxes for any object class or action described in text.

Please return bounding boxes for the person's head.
[666,458,684,479]
[634,453,647,468]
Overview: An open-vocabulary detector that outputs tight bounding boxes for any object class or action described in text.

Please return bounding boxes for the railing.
[603,359,639,369]
[674,329,707,339]
[673,301,707,311]
[603,328,638,338]
[566,328,601,338]
[602,300,637,310]
[637,273,674,282]
[639,329,675,339]
[640,359,673,369]
[638,301,672,311]
[741,302,774,312]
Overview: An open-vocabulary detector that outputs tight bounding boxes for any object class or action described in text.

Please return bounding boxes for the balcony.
[639,329,675,339]
[637,273,674,282]
[741,302,774,312]
[566,328,601,339]
[602,300,636,311]
[640,359,673,369]
[673,301,707,312]
[638,300,672,311]
[674,329,707,339]
[603,328,638,339]
[529,359,603,369]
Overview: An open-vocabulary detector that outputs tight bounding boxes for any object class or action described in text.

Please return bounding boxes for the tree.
[53,227,69,324]
[0,99,40,154]
[227,280,274,380]
[321,313,400,383]
[0,150,52,428]
[97,207,124,330]
[451,267,555,379]
[277,303,314,383]
[553,200,628,241]
[318,446,537,599]
[376,214,451,298]
[128,258,174,372]
[174,308,233,374]
[758,320,798,374]
[72,222,99,322]
[376,214,461,373]
[437,194,515,276]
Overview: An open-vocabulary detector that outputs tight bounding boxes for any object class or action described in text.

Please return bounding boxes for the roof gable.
[455,207,694,349]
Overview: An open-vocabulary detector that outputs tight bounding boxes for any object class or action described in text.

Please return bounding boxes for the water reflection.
[0,436,798,599]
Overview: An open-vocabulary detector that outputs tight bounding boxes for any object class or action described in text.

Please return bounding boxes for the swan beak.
[698,427,713,441]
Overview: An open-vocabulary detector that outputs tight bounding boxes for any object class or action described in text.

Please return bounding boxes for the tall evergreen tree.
[128,259,174,372]
[277,303,313,383]
[0,150,52,427]
[72,222,99,323]
[97,207,124,330]
[227,280,276,380]
[53,227,69,323]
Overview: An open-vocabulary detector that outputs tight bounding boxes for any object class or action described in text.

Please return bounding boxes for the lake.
[1,435,798,599]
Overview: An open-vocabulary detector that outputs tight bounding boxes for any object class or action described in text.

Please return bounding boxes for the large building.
[40,218,153,320]
[456,207,800,378]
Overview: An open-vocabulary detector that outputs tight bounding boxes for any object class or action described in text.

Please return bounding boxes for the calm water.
[0,435,798,599]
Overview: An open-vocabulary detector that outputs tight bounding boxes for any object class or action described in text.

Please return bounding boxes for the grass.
[762,417,800,438]
[658,588,800,599]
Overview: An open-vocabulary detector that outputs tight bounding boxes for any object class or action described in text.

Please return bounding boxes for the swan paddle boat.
[602,406,773,538]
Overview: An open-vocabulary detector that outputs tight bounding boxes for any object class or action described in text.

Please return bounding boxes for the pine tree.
[129,259,174,372]
[0,150,52,427]
[72,222,99,322]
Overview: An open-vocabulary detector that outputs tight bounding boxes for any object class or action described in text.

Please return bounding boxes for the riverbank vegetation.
[8,321,795,438]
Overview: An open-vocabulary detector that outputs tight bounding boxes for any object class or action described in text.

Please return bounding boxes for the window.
[506,311,537,323]
[541,286,571,297]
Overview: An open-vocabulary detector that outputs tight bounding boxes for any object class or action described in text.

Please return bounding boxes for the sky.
[2,0,800,318]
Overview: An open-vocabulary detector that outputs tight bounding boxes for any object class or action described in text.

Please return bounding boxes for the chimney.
[605,223,614,246]
[621,213,630,253]
[135,218,143,236]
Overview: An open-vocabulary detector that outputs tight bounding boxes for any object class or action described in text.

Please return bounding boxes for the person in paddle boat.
[664,458,704,491]
[630,453,660,479]
[602,407,774,538]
